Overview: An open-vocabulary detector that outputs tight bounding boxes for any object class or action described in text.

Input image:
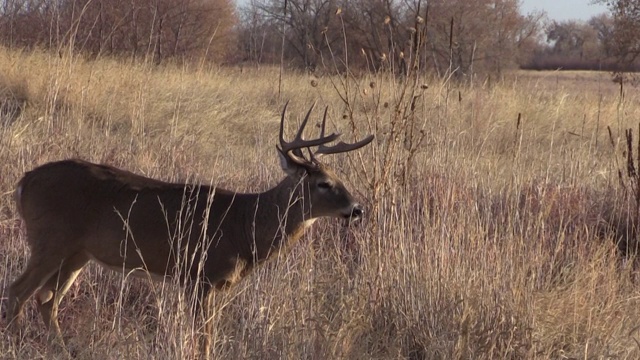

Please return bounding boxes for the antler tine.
[278,100,291,150]
[314,134,375,156]
[294,101,316,142]
[278,102,340,155]
[311,106,374,159]
[319,106,329,138]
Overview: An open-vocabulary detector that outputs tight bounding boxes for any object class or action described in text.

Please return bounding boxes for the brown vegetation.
[0,0,237,63]
[1,46,640,359]
[241,0,543,74]
[2,0,640,75]
[5,101,372,352]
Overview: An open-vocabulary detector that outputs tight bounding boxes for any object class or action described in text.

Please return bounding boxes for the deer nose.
[351,204,364,218]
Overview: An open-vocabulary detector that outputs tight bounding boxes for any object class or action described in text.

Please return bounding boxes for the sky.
[520,0,608,21]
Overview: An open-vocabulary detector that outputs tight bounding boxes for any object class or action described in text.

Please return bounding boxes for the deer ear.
[278,148,307,179]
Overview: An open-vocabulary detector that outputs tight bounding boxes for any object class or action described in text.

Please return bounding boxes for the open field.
[2,47,640,359]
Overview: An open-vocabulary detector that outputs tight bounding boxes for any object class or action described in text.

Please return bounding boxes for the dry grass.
[2,46,640,359]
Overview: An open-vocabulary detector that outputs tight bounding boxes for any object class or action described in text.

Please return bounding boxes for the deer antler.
[279,102,374,165]
[313,107,375,157]
[278,101,340,165]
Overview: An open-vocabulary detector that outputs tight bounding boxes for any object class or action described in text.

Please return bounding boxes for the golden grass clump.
[2,45,640,359]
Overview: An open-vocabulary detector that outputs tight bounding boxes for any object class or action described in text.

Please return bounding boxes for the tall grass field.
[1,47,640,359]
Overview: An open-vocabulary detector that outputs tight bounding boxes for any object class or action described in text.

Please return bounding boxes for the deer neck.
[248,176,315,261]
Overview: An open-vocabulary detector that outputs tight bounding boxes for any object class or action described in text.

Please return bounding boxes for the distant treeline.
[1,0,639,76]
[522,56,640,72]
[0,0,236,63]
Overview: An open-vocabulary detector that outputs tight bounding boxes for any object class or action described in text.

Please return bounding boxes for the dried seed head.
[335,7,342,15]
[417,16,424,24]
[310,79,318,87]
[420,84,428,90]
[383,102,389,108]
[369,81,376,88]
[384,16,391,25]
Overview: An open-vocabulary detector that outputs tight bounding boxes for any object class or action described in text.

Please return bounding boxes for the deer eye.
[317,181,332,189]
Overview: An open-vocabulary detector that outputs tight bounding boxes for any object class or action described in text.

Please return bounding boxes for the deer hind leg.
[7,255,60,332]
[36,252,89,342]
[184,281,215,359]
[201,287,216,360]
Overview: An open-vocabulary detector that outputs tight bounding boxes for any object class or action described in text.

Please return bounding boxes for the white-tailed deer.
[6,102,374,342]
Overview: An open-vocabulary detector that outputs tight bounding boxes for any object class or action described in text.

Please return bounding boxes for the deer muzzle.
[348,204,364,219]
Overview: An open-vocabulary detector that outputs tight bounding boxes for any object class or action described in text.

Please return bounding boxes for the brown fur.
[7,155,363,340]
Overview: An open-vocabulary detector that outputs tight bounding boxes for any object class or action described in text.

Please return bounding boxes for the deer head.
[276,102,374,220]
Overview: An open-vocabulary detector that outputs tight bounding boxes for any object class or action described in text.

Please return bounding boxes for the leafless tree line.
[523,4,640,72]
[0,0,638,74]
[236,0,640,74]
[235,0,545,76]
[598,0,640,65]
[0,0,236,63]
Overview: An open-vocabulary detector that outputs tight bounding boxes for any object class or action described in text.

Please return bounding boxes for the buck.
[6,102,374,342]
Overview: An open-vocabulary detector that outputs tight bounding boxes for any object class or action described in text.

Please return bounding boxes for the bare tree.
[250,0,341,70]
[598,0,640,65]
[588,13,615,57]
[340,0,411,72]
[237,0,283,64]
[0,0,237,63]
[236,0,545,76]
